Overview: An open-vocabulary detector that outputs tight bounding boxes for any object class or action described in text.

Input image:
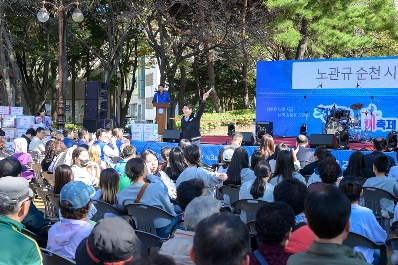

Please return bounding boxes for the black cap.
[0,157,28,177]
[75,217,142,265]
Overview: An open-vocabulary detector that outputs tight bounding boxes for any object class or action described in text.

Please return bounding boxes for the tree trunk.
[192,54,202,111]
[295,18,309,60]
[51,61,57,121]
[0,13,12,106]
[178,65,186,116]
[168,71,177,130]
[242,0,249,109]
[204,41,222,112]
[71,56,77,124]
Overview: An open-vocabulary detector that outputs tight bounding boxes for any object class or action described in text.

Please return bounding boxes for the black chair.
[362,187,398,232]
[343,232,387,265]
[135,230,166,254]
[219,185,241,206]
[22,229,48,248]
[91,200,125,222]
[40,248,76,265]
[232,199,267,223]
[125,204,174,235]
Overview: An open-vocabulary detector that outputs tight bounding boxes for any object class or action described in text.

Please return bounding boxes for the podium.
[153,103,169,135]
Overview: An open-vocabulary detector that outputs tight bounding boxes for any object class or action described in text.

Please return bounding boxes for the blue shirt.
[152,91,171,104]
[114,159,128,175]
[76,139,89,150]
[63,138,74,148]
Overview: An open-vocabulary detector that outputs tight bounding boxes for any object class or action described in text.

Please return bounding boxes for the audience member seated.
[21,128,36,147]
[239,160,274,202]
[47,181,95,259]
[141,149,177,199]
[75,217,142,265]
[343,151,374,179]
[274,178,313,253]
[113,128,128,152]
[269,150,305,186]
[258,134,274,160]
[93,168,120,207]
[306,152,335,186]
[76,127,90,150]
[13,138,34,180]
[339,177,387,264]
[71,147,100,186]
[189,212,250,265]
[308,157,341,193]
[29,127,46,153]
[176,179,206,212]
[160,196,221,265]
[93,128,119,165]
[41,139,67,171]
[161,146,171,171]
[217,132,243,163]
[89,144,109,170]
[0,157,50,235]
[224,148,256,186]
[176,144,227,196]
[299,146,328,176]
[114,145,136,191]
[0,177,42,265]
[365,137,395,174]
[249,202,295,265]
[363,155,398,215]
[216,148,234,173]
[287,186,369,265]
[295,134,314,169]
[250,150,265,171]
[178,139,191,151]
[62,129,75,148]
[52,164,74,194]
[269,144,289,173]
[165,147,187,181]
[117,158,176,238]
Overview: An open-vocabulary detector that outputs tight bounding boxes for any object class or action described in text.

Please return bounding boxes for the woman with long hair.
[250,150,265,171]
[93,168,120,206]
[41,140,67,171]
[343,151,373,179]
[164,147,187,181]
[52,165,74,194]
[239,160,274,201]
[258,134,275,159]
[140,149,177,199]
[160,146,171,171]
[89,144,108,170]
[268,143,289,173]
[13,138,34,180]
[270,150,305,186]
[224,148,255,186]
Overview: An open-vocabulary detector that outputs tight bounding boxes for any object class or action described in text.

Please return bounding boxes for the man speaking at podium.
[152,84,171,129]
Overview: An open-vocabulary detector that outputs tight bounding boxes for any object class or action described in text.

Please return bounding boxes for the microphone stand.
[298,83,323,135]
[356,83,378,142]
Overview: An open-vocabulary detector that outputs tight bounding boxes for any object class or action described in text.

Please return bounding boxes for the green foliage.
[175,109,255,132]
[65,123,83,132]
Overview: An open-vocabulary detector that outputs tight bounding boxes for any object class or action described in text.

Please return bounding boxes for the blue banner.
[131,141,397,171]
[256,57,398,137]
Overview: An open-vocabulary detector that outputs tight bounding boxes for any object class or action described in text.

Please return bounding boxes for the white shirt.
[71,164,99,186]
[29,137,45,153]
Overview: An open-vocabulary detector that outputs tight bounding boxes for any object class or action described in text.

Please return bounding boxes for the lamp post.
[37,1,83,130]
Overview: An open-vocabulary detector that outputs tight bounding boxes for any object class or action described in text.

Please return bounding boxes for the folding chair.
[36,188,59,223]
[219,185,241,206]
[343,232,387,265]
[362,187,398,232]
[91,200,125,222]
[125,204,174,235]
[22,229,48,247]
[42,171,55,187]
[232,199,267,223]
[135,230,165,254]
[40,248,76,265]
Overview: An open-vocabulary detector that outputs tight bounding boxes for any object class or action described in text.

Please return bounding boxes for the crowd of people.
[1,122,398,265]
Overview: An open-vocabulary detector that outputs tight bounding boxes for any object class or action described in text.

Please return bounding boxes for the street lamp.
[37,1,84,129]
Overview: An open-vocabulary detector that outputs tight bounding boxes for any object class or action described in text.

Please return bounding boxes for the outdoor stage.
[132,135,398,171]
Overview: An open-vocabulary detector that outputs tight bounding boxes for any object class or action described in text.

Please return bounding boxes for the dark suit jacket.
[181,99,206,142]
[364,150,395,172]
[296,146,314,169]
[300,160,319,176]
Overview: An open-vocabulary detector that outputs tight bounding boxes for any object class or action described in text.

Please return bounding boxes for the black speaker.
[310,134,338,149]
[163,130,181,143]
[256,121,274,137]
[84,81,108,119]
[83,119,113,133]
[241,132,256,146]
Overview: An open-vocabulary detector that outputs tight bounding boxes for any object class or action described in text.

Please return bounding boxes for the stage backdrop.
[256,57,398,137]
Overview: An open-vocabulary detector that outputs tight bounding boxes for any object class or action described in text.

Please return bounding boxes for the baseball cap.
[222,149,234,162]
[0,157,28,177]
[0,177,33,203]
[60,181,95,210]
[75,217,142,265]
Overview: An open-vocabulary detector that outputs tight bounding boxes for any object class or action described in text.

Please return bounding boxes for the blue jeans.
[155,214,185,238]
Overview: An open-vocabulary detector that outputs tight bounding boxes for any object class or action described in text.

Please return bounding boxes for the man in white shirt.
[28,127,46,153]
